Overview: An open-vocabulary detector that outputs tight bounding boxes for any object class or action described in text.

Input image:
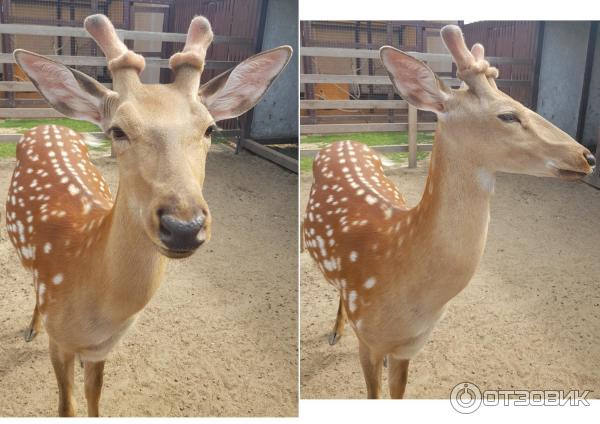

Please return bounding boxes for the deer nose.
[584,152,596,167]
[158,212,206,251]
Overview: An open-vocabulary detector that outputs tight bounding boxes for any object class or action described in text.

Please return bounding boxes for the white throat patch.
[476,168,495,193]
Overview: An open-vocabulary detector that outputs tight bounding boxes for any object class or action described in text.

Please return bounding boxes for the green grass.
[300,156,313,172]
[212,132,228,144]
[300,131,434,172]
[0,118,106,158]
[87,139,111,151]
[0,118,100,133]
[0,143,17,158]
[301,131,433,147]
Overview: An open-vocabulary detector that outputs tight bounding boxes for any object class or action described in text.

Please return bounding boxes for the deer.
[302,25,595,399]
[4,14,291,416]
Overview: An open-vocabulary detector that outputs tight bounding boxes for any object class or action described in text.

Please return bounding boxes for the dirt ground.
[300,157,600,399]
[0,144,298,416]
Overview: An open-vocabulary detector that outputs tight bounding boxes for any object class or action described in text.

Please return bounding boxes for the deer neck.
[98,185,167,318]
[408,125,494,301]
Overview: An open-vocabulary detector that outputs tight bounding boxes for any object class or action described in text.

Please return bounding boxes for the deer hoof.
[24,327,37,342]
[328,331,341,346]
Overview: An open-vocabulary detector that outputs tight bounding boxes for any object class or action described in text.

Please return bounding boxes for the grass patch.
[300,156,313,173]
[0,143,17,158]
[0,138,110,159]
[0,118,100,133]
[212,132,228,144]
[300,131,434,172]
[0,118,108,158]
[301,131,433,148]
[87,138,111,151]
[385,151,429,162]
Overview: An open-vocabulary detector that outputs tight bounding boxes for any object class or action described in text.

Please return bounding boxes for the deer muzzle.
[155,204,210,258]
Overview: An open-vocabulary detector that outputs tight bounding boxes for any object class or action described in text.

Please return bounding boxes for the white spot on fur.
[323,258,338,272]
[348,291,358,313]
[38,283,46,305]
[68,184,80,196]
[364,277,376,289]
[476,168,495,193]
[51,273,63,285]
[365,194,378,205]
[349,251,358,262]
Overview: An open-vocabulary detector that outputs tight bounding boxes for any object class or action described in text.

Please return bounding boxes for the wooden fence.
[0,23,251,144]
[300,46,533,167]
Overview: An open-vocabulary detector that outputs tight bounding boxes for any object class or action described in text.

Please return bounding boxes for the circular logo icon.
[450,382,482,414]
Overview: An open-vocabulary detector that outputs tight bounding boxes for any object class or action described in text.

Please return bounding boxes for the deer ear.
[14,49,114,126]
[199,46,292,122]
[380,46,450,114]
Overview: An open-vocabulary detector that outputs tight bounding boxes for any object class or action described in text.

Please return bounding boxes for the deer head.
[13,14,292,258]
[380,25,595,181]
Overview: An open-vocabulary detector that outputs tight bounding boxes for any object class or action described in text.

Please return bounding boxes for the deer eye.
[497,113,521,124]
[109,126,128,140]
[204,124,217,138]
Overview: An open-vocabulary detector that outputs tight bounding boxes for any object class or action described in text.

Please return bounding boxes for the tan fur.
[303,25,594,399]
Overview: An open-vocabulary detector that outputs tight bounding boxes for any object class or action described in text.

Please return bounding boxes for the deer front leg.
[24,302,42,342]
[388,357,410,399]
[84,360,106,417]
[358,341,383,399]
[49,341,76,416]
[328,294,347,345]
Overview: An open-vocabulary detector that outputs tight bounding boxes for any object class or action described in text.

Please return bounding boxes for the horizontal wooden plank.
[301,122,437,134]
[240,138,298,173]
[0,53,236,70]
[301,100,408,109]
[301,74,461,86]
[0,23,253,45]
[300,73,529,88]
[301,115,410,125]
[0,132,105,144]
[301,74,392,85]
[0,108,63,118]
[300,47,532,65]
[0,81,113,92]
[300,143,433,158]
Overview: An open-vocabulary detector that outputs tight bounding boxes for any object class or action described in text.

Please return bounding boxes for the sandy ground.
[0,144,298,416]
[300,157,600,399]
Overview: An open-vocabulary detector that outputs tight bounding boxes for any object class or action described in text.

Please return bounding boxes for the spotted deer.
[302,25,595,399]
[5,14,291,416]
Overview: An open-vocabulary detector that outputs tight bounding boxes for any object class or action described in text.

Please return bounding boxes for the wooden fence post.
[408,104,417,168]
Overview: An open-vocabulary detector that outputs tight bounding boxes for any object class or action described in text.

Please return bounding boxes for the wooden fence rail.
[300,46,533,65]
[300,74,529,88]
[301,100,408,109]
[301,46,532,168]
[0,81,113,92]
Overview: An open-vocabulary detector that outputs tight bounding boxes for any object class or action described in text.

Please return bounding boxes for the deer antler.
[84,14,145,91]
[441,25,498,90]
[170,16,214,92]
